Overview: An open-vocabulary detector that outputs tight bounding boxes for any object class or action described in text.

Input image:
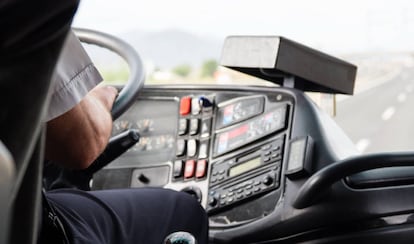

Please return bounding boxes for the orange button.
[180,97,192,115]
[196,159,207,178]
[184,160,195,179]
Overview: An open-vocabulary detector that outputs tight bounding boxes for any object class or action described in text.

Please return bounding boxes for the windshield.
[73,0,414,154]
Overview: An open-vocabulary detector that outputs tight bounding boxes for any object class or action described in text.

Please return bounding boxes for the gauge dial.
[112,120,134,136]
[136,119,154,133]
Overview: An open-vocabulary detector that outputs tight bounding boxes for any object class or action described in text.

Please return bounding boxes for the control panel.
[207,138,284,212]
[94,88,293,223]
[173,95,214,182]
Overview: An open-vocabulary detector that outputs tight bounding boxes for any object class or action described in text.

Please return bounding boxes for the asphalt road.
[334,67,414,154]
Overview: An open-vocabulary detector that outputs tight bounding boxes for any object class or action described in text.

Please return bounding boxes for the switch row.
[180,96,213,116]
[173,159,208,180]
[176,139,209,158]
[178,118,211,137]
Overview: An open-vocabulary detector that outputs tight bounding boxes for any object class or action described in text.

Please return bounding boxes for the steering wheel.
[73,28,145,119]
[43,29,144,191]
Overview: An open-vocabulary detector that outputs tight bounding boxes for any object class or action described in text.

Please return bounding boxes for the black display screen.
[214,104,287,156]
[216,96,264,129]
[229,157,262,177]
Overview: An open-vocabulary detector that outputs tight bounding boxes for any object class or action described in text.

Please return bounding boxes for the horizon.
[73,0,414,55]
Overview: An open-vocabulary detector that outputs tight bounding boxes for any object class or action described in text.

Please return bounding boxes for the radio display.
[216,96,264,129]
[214,105,287,156]
[229,157,262,177]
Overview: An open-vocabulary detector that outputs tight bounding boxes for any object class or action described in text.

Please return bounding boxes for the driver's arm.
[44,30,117,169]
[46,85,117,169]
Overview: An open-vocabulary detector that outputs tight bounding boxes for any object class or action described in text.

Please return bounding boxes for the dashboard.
[92,85,294,225]
[91,85,414,243]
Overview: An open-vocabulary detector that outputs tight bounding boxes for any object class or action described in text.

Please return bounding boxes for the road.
[334,67,414,154]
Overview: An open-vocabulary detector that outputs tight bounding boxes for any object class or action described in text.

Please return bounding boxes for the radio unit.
[207,138,284,212]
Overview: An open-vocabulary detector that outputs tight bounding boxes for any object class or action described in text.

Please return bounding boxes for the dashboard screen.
[214,104,287,156]
[111,98,178,165]
[229,157,262,177]
[216,96,264,129]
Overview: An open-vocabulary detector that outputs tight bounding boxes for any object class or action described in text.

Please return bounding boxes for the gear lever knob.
[164,231,197,244]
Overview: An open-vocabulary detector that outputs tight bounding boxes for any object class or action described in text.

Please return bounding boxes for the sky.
[73,0,414,54]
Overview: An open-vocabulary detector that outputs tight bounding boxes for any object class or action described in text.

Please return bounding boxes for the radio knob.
[262,175,274,186]
[208,197,218,207]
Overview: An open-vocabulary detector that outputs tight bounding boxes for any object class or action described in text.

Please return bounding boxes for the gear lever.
[83,129,140,175]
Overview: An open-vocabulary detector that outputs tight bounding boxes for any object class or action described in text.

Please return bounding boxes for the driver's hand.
[45,85,118,169]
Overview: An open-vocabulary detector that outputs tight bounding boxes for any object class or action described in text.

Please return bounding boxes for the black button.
[200,96,213,114]
[245,185,253,190]
[245,191,252,196]
[254,187,261,192]
[271,153,280,159]
[262,175,274,186]
[262,144,271,150]
[208,197,218,207]
[236,194,243,199]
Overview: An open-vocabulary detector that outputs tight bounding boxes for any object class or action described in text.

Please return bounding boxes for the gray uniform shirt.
[45,31,103,121]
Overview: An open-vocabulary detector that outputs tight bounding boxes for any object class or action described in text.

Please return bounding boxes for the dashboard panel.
[92,85,294,226]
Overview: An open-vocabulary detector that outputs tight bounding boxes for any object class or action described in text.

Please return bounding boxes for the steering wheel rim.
[73,28,145,119]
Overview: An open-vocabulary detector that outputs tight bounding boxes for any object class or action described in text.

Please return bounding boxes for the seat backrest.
[0,141,15,244]
[0,3,80,244]
[0,35,70,244]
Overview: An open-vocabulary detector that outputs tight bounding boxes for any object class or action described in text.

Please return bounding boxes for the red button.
[196,160,207,178]
[184,160,195,179]
[180,97,192,116]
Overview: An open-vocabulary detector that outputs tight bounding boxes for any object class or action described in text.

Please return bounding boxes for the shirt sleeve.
[45,30,103,122]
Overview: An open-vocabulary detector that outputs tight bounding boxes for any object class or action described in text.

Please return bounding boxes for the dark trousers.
[45,188,208,244]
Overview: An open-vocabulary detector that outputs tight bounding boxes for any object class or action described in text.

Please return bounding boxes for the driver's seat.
[0,141,14,244]
[0,1,80,244]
